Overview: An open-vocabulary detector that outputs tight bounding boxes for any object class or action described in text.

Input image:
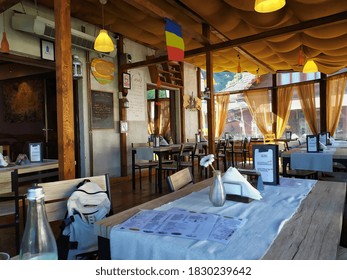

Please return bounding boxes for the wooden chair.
[166,168,194,192]
[215,139,228,172]
[132,143,158,190]
[230,138,250,167]
[38,174,112,259]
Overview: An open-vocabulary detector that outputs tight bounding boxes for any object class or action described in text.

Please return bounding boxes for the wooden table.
[95,178,346,260]
[0,159,59,194]
[281,147,347,176]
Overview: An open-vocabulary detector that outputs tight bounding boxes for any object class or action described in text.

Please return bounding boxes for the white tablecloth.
[110,177,316,260]
[291,149,334,172]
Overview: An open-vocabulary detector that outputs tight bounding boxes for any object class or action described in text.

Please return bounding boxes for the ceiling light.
[254,0,286,13]
[303,59,318,73]
[94,0,114,53]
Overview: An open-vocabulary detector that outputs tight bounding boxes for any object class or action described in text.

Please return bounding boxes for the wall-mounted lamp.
[122,97,129,108]
[94,0,114,53]
[202,87,211,99]
[72,55,83,80]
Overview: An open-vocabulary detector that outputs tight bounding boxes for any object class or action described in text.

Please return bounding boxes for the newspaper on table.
[113,207,246,245]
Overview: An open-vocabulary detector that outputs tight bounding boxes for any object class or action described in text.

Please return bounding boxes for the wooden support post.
[320,73,327,132]
[54,0,75,179]
[203,24,215,156]
[117,35,128,176]
[272,74,278,136]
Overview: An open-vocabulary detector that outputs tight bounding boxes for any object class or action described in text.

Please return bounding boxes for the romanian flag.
[165,18,184,61]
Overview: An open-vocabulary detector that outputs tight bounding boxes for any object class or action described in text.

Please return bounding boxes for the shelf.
[147,56,183,88]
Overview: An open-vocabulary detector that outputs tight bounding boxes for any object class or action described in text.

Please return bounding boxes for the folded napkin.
[319,141,327,150]
[329,137,335,144]
[222,167,262,200]
[160,138,169,146]
[0,153,8,167]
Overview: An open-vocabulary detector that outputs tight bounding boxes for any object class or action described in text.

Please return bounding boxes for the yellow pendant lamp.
[254,0,286,13]
[94,0,114,53]
[303,59,318,73]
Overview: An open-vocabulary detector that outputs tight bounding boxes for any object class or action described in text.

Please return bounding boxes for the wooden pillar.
[320,73,327,132]
[117,35,128,176]
[203,24,215,155]
[272,74,278,136]
[180,63,185,143]
[54,0,75,179]
[197,67,202,130]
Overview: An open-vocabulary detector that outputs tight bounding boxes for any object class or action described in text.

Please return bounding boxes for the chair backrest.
[38,174,112,223]
[166,168,194,192]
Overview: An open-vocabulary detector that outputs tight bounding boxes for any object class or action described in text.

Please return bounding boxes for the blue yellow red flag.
[165,18,184,61]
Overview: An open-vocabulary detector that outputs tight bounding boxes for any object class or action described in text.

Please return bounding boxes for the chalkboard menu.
[91,91,114,129]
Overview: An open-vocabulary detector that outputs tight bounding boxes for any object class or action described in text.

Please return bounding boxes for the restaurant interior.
[0,0,347,260]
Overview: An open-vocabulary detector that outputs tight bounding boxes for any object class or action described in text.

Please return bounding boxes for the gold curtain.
[159,100,170,137]
[326,73,347,136]
[215,95,230,138]
[244,89,272,136]
[276,85,294,138]
[147,101,154,134]
[296,83,318,134]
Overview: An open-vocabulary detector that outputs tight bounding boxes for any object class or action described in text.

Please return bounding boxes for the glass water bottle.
[20,185,58,260]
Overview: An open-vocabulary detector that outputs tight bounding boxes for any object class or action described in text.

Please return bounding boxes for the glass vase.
[209,170,226,207]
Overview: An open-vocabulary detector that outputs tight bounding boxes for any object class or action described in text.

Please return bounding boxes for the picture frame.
[40,39,55,61]
[306,135,319,153]
[123,72,131,89]
[120,121,128,133]
[253,144,279,185]
[28,142,43,162]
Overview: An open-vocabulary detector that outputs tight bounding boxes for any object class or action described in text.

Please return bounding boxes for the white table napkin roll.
[222,167,262,200]
[0,153,8,167]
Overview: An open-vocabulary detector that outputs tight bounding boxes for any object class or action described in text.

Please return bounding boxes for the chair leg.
[139,168,142,190]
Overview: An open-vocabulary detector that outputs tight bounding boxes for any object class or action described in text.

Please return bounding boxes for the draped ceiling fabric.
[33,0,347,75]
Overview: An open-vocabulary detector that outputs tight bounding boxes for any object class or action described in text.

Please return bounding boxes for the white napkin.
[160,138,169,146]
[329,136,335,144]
[319,141,327,150]
[0,153,8,167]
[222,167,262,200]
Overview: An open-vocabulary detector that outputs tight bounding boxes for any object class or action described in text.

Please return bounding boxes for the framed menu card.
[252,144,279,185]
[28,142,43,162]
[306,135,319,152]
[319,132,329,145]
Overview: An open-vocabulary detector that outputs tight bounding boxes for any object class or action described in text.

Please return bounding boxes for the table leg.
[158,153,163,193]
[132,150,136,190]
[282,156,289,177]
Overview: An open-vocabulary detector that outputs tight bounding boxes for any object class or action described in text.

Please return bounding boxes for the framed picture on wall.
[123,72,131,89]
[40,39,55,61]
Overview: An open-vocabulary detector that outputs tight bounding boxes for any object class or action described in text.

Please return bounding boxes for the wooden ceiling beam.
[185,11,347,57]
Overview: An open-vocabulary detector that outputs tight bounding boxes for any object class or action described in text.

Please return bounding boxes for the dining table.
[132,142,207,193]
[281,143,347,176]
[95,176,346,260]
[0,159,59,194]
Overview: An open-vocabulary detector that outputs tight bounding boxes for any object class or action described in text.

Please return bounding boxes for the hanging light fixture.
[237,54,241,73]
[94,0,114,53]
[1,12,9,53]
[254,0,286,13]
[303,59,318,73]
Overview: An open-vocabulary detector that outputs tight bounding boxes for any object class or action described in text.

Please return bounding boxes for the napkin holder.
[224,181,253,203]
[223,169,262,203]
